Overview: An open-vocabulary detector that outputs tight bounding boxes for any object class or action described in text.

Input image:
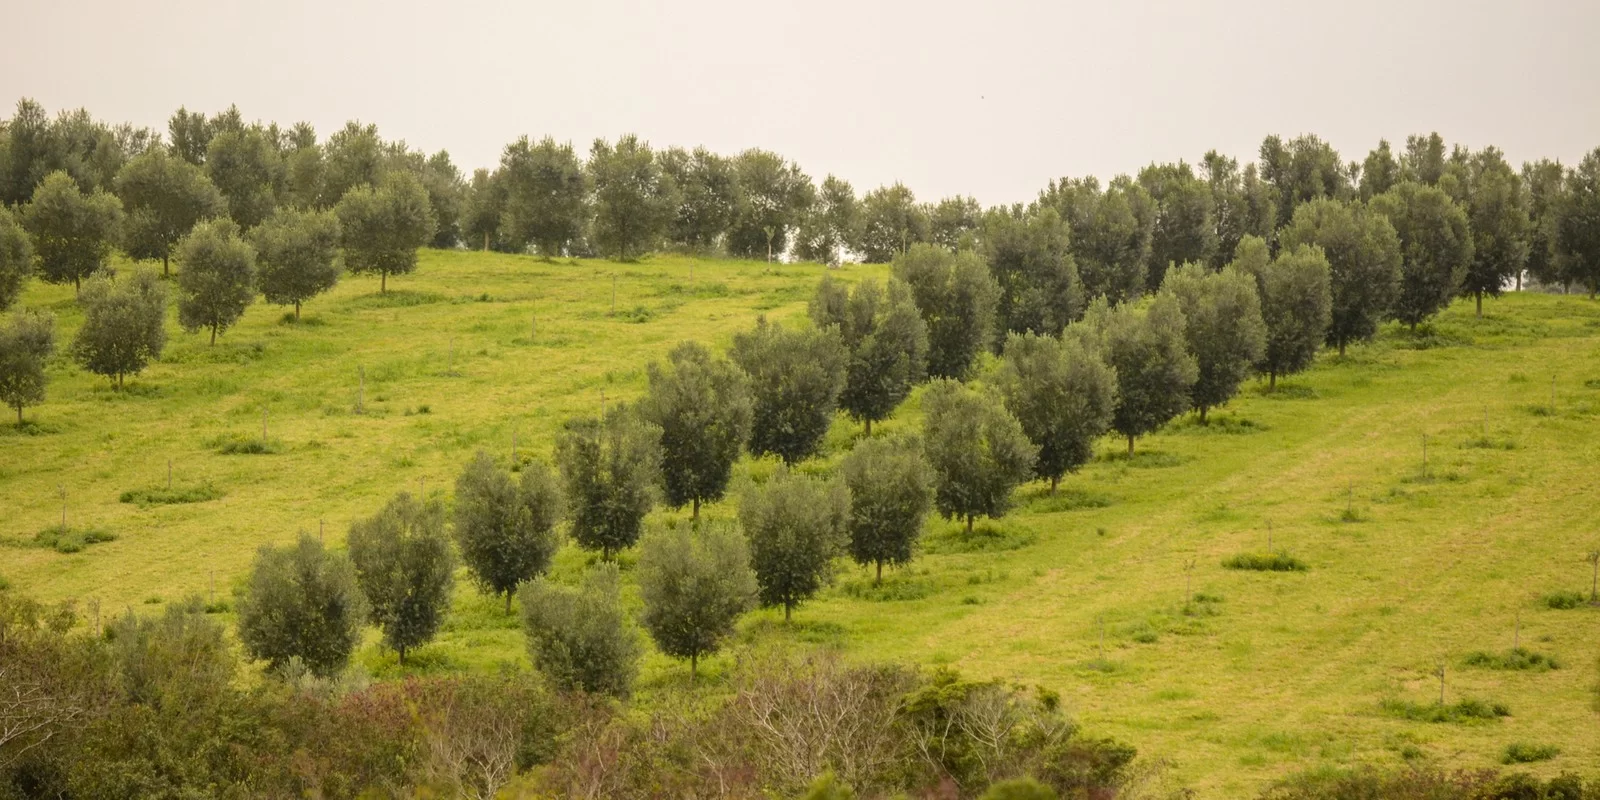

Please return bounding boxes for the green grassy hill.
[3,249,1598,796]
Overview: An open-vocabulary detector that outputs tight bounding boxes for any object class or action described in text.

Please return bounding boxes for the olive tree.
[347,492,456,664]
[555,405,662,559]
[1371,181,1473,330]
[981,205,1084,338]
[1083,295,1197,454]
[1557,148,1600,297]
[1458,148,1529,316]
[22,171,123,293]
[336,171,436,292]
[893,244,1000,379]
[809,276,928,435]
[113,147,225,276]
[0,206,33,311]
[996,331,1116,492]
[237,534,368,677]
[640,341,753,518]
[588,134,677,261]
[519,563,640,696]
[0,309,55,425]
[729,317,847,464]
[175,219,256,345]
[857,183,928,263]
[840,435,932,582]
[252,207,341,320]
[1160,262,1266,421]
[636,522,756,681]
[1277,198,1401,354]
[1232,237,1332,389]
[453,451,563,613]
[498,136,587,257]
[922,378,1037,532]
[71,269,167,388]
[740,469,849,622]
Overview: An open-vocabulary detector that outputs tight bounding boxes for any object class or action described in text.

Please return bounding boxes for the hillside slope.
[3,249,1598,796]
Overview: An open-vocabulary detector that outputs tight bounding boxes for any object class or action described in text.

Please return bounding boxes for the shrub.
[206,432,283,454]
[519,563,640,696]
[1501,742,1560,764]
[1544,590,1587,610]
[1463,648,1562,672]
[33,525,116,553]
[1222,551,1308,572]
[119,483,225,507]
[1379,698,1509,723]
[236,534,368,677]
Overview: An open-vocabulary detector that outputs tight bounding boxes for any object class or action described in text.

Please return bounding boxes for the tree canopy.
[729,317,847,465]
[237,534,368,678]
[636,522,756,680]
[996,331,1117,491]
[251,207,341,319]
[71,269,167,388]
[1160,262,1266,421]
[1082,295,1198,453]
[982,205,1084,338]
[921,378,1038,531]
[22,171,123,292]
[640,341,753,517]
[739,469,849,622]
[113,147,225,275]
[347,492,456,664]
[453,451,563,612]
[809,276,928,435]
[893,244,999,380]
[335,171,436,292]
[555,405,662,559]
[839,435,933,582]
[1277,198,1401,354]
[175,219,256,345]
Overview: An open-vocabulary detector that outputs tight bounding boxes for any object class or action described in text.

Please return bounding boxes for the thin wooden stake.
[357,366,365,414]
[319,519,324,543]
[511,427,518,463]
[1098,616,1106,659]
[1550,375,1556,409]
[59,485,66,528]
[1267,519,1273,551]
[1513,609,1520,650]
[1437,661,1446,705]
[167,459,172,491]
[611,274,617,315]
[262,408,268,440]
[1421,435,1428,477]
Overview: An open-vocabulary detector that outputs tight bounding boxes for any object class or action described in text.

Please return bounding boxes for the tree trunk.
[15,405,22,426]
[210,325,217,346]
[864,418,872,437]
[1050,475,1059,494]
[505,592,513,615]
[1127,434,1136,456]
[1269,371,1277,391]
[603,544,611,562]
[118,373,124,390]
[1515,271,1523,291]
[483,231,490,252]
[162,255,170,278]
[966,514,974,534]
[784,601,792,623]
[1199,405,1209,424]
[398,645,407,666]
[690,652,697,683]
[74,276,81,295]
[1475,292,1483,317]
[381,272,388,293]
[692,497,700,520]
[295,301,302,321]
[1338,339,1347,357]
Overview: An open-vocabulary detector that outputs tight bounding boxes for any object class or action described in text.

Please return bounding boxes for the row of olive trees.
[0,100,467,247]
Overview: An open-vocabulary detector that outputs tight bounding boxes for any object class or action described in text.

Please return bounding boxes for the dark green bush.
[1463,648,1561,672]
[119,483,225,507]
[1222,551,1308,572]
[33,525,116,553]
[1379,698,1509,723]
[1501,742,1560,764]
[1544,590,1588,610]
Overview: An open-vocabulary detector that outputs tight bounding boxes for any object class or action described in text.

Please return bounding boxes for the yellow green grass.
[3,249,1599,796]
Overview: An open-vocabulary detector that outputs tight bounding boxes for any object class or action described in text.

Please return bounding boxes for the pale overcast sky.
[4,0,1596,206]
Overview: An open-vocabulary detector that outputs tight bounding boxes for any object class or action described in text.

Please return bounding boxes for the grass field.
[3,249,1599,796]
